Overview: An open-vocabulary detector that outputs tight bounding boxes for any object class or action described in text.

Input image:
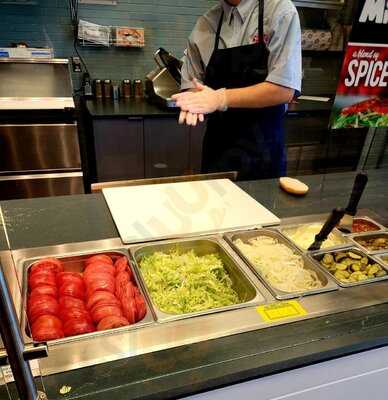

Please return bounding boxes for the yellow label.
[257,300,307,322]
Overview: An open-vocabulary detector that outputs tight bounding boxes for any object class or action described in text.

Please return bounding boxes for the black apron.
[201,0,287,180]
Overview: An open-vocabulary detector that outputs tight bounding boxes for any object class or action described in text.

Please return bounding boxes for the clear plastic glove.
[173,79,228,115]
[178,110,205,126]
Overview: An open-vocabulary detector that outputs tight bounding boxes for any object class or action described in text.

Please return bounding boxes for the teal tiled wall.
[0,0,217,82]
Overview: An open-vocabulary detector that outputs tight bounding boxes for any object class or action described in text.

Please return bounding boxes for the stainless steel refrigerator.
[0,58,84,200]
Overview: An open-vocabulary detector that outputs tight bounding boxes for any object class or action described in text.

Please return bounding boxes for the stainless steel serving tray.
[21,249,155,345]
[224,229,338,300]
[131,236,266,323]
[345,216,386,235]
[350,232,388,256]
[310,246,388,288]
[278,223,350,253]
[377,253,388,267]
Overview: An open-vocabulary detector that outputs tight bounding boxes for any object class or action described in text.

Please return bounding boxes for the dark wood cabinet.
[144,119,191,178]
[92,116,206,182]
[93,118,144,181]
[285,112,367,176]
[189,123,207,174]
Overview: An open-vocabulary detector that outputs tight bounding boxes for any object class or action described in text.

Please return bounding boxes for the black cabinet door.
[93,118,144,182]
[189,122,206,174]
[144,118,190,178]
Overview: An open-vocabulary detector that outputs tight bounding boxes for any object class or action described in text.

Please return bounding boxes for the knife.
[308,208,345,252]
[338,172,368,234]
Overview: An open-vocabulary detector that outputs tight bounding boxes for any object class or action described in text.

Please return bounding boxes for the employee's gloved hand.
[173,79,228,116]
[178,110,205,126]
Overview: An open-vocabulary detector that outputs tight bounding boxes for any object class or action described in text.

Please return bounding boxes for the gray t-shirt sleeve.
[266,9,302,94]
[181,35,205,90]
[181,16,214,90]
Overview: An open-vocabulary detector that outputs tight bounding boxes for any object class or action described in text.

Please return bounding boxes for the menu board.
[330,0,388,129]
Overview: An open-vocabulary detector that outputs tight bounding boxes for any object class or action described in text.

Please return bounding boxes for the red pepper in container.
[352,218,381,233]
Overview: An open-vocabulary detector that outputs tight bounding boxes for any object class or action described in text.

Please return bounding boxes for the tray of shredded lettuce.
[139,249,240,314]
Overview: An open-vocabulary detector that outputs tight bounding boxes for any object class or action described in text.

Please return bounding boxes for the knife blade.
[338,172,368,234]
[308,208,345,252]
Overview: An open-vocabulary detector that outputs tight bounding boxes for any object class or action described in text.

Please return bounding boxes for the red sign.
[330,1,388,129]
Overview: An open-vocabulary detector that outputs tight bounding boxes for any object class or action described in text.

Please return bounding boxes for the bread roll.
[279,177,309,196]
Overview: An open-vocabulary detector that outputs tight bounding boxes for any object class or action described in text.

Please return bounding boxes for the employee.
[172,0,302,179]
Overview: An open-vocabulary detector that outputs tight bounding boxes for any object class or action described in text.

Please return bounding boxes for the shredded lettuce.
[139,250,240,314]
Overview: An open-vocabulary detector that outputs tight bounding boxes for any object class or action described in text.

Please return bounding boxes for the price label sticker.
[257,300,307,322]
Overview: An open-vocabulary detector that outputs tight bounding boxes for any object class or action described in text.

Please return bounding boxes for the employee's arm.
[177,25,207,126]
[173,79,294,114]
[227,82,294,108]
[175,8,302,120]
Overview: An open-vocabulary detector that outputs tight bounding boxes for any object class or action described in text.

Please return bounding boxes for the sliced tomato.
[31,315,64,341]
[86,291,119,310]
[59,281,85,300]
[90,298,121,315]
[30,258,63,274]
[134,295,147,322]
[97,315,129,331]
[85,254,113,266]
[114,256,129,273]
[83,262,116,277]
[28,296,59,324]
[28,294,58,309]
[29,285,58,299]
[116,264,133,281]
[121,296,136,324]
[32,314,63,331]
[118,281,136,302]
[28,271,57,289]
[85,278,115,296]
[32,328,64,342]
[63,318,95,337]
[115,271,130,299]
[91,304,122,324]
[83,271,114,285]
[59,296,86,310]
[60,307,92,323]
[56,272,83,287]
[115,263,128,276]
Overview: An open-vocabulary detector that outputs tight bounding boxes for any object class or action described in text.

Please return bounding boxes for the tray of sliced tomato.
[23,250,154,343]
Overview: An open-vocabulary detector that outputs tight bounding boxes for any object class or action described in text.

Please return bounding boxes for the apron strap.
[259,0,264,45]
[214,10,224,53]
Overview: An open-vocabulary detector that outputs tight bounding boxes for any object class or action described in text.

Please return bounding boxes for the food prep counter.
[3,211,388,378]
[1,170,388,399]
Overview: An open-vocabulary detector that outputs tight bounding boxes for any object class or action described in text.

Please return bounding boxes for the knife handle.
[316,208,346,242]
[345,172,368,216]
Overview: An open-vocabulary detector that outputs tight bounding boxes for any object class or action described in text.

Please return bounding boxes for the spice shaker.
[134,79,143,99]
[122,79,132,98]
[103,79,112,98]
[94,79,103,98]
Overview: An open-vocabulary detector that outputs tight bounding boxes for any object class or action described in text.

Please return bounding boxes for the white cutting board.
[103,179,280,244]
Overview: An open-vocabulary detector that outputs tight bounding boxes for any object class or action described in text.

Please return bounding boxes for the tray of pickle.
[311,248,388,287]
